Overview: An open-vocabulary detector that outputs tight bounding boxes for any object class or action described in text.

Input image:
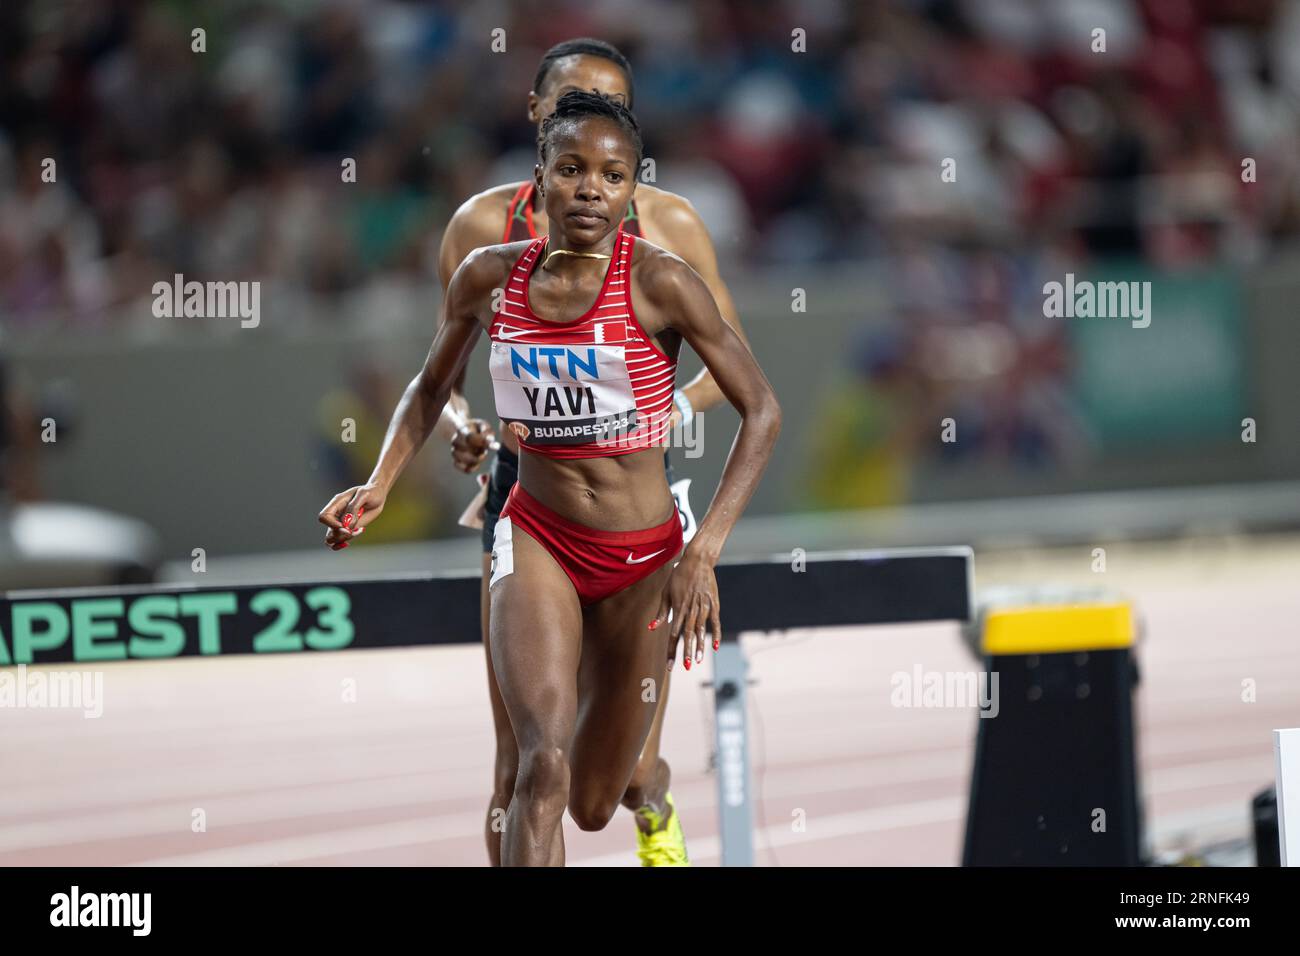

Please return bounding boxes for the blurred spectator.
[0,0,1291,498]
[5,0,1293,335]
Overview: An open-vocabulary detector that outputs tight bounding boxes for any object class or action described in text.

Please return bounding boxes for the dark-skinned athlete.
[433,39,752,866]
[319,91,780,867]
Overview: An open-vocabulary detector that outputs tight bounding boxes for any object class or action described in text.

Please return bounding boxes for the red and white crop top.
[488,228,678,459]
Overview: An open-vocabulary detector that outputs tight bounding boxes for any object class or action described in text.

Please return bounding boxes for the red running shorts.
[490,482,684,606]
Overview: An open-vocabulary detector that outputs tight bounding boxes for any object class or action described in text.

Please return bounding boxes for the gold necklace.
[542,248,612,270]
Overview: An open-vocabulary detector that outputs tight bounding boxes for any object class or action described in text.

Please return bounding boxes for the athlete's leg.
[567,559,676,831]
[480,551,518,867]
[621,452,685,827]
[621,663,673,825]
[490,522,584,866]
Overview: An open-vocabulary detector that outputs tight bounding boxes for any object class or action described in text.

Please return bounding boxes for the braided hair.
[537,90,643,171]
[533,38,634,108]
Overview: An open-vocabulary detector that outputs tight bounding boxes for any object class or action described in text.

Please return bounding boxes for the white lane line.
[0,746,1271,856]
[0,747,488,817]
[571,796,966,867]
[0,773,456,853]
[1145,755,1273,794]
[130,797,968,868]
[571,755,1273,868]
[125,812,489,867]
[0,749,967,853]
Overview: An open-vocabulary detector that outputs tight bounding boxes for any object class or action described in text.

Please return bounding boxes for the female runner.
[439,37,751,867]
[319,91,780,866]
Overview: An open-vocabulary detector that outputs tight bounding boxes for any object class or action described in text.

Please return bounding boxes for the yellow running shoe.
[634,791,690,867]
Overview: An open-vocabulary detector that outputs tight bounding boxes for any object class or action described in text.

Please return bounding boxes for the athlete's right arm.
[318,249,501,548]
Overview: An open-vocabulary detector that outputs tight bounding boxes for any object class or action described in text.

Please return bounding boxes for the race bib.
[489,341,640,446]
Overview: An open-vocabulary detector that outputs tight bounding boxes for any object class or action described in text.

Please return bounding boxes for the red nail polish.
[648,620,658,630]
[713,640,720,651]
[684,658,691,671]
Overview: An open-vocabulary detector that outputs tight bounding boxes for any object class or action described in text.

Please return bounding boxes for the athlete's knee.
[514,745,570,810]
[568,784,623,831]
[568,797,618,832]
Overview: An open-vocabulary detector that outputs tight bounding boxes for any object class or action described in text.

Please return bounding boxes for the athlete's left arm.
[642,254,781,669]
[651,195,753,418]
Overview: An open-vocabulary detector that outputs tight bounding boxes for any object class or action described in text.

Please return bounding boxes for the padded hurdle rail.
[0,547,974,866]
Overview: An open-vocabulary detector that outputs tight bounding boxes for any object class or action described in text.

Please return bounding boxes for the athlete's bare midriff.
[517,444,675,532]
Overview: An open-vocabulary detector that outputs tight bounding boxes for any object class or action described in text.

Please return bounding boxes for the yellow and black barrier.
[961,588,1146,866]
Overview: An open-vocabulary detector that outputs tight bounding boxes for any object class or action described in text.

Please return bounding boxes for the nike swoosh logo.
[625,548,667,565]
[496,328,544,341]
